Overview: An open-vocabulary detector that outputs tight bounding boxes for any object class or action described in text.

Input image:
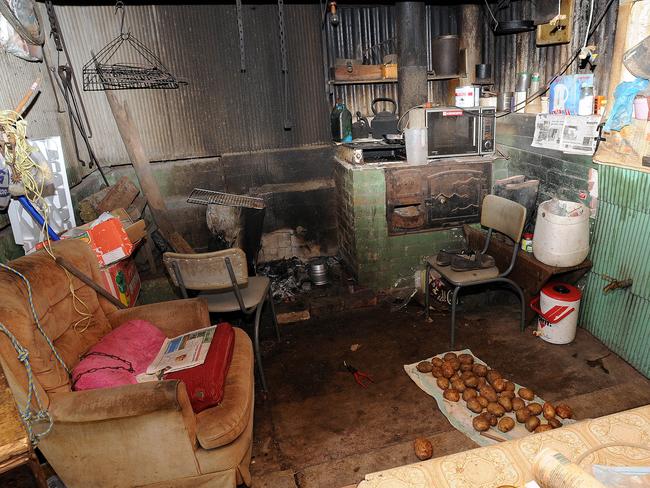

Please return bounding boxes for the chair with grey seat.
[424,195,527,348]
[163,248,280,393]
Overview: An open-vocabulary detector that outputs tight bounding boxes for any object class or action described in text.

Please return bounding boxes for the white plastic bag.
[0,0,43,61]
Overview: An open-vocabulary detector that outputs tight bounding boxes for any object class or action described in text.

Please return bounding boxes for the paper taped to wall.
[532,114,601,155]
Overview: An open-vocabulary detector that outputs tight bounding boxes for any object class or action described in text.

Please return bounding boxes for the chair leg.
[267,288,281,341]
[450,286,461,349]
[253,302,268,393]
[424,262,431,320]
[502,278,526,333]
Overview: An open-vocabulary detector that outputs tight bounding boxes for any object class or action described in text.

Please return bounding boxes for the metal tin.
[497,92,514,112]
[309,259,328,286]
[431,35,459,77]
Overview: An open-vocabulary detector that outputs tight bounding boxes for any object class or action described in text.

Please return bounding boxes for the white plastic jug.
[533,199,590,267]
[404,128,427,165]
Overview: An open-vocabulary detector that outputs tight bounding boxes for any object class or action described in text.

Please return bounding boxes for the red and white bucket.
[530,282,581,344]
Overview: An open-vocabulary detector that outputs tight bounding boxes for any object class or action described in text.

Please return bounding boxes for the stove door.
[426,169,485,228]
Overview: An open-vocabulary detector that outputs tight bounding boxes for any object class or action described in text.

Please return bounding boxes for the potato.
[487,402,506,417]
[477,395,489,408]
[515,407,531,423]
[450,372,461,382]
[518,387,535,401]
[431,357,443,368]
[512,398,526,411]
[466,397,483,413]
[431,367,443,378]
[492,377,507,393]
[484,412,498,426]
[497,416,515,433]
[443,352,458,361]
[527,402,543,416]
[448,358,461,371]
[472,364,488,377]
[417,361,433,373]
[413,437,433,460]
[487,370,502,385]
[461,370,474,380]
[556,403,573,419]
[462,388,478,401]
[436,377,450,390]
[535,424,554,434]
[451,378,466,392]
[499,390,515,400]
[459,353,474,365]
[441,361,455,379]
[504,381,516,392]
[472,414,490,432]
[477,377,487,388]
[464,375,479,388]
[460,363,473,372]
[443,389,460,402]
[543,402,556,420]
[548,417,562,429]
[498,396,513,412]
[479,385,498,403]
[525,416,540,432]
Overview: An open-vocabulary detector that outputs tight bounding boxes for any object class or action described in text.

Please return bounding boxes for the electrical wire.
[583,0,596,48]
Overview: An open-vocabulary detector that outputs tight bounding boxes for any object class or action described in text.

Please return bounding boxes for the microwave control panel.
[480,108,496,154]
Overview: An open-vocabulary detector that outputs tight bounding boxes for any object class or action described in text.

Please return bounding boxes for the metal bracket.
[236,0,246,72]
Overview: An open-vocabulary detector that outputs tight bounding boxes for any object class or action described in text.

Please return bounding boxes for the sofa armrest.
[49,380,192,423]
[106,298,211,337]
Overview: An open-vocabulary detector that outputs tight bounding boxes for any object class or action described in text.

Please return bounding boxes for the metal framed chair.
[163,248,280,393]
[424,195,527,348]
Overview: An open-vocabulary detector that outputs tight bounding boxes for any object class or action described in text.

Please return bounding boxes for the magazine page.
[146,325,216,375]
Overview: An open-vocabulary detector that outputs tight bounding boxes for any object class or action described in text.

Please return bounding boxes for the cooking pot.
[371,97,399,139]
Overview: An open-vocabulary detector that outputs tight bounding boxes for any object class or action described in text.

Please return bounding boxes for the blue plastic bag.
[604,77,650,132]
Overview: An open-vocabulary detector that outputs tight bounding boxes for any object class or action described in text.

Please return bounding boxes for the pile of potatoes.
[417,352,573,435]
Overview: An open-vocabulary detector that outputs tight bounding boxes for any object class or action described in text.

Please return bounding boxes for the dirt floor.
[250,303,650,488]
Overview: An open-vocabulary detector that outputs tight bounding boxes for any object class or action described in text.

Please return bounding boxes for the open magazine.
[137,325,216,382]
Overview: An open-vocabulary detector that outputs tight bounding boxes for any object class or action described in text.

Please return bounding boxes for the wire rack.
[82,3,182,91]
[187,188,265,210]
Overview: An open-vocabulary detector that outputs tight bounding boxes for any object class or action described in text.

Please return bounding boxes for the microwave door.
[427,111,479,157]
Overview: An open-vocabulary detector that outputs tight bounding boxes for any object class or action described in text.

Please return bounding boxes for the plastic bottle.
[578,84,594,116]
[525,72,543,113]
[331,100,353,142]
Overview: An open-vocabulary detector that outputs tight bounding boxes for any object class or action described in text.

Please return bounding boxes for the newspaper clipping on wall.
[532,114,601,155]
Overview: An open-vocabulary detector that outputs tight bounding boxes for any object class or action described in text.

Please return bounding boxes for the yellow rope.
[1,110,94,333]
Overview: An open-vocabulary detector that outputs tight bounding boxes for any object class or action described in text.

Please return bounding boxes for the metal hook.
[114,1,126,36]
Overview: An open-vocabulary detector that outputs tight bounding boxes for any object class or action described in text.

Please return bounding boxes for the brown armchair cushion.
[195,327,254,449]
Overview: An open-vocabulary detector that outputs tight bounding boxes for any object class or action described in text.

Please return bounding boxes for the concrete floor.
[251,303,650,488]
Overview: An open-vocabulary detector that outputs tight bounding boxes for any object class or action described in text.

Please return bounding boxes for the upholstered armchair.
[0,239,254,488]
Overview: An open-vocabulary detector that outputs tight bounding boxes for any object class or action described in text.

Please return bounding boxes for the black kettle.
[352,111,371,139]
[370,97,399,139]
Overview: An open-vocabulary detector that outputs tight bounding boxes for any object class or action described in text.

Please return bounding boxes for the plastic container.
[404,128,427,165]
[531,282,581,344]
[331,100,352,142]
[521,232,533,252]
[578,84,594,116]
[533,199,589,267]
[634,95,649,120]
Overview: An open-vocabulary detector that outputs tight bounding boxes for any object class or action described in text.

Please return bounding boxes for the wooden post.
[104,91,194,254]
[459,4,482,86]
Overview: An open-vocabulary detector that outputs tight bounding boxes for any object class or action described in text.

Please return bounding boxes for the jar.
[521,233,534,253]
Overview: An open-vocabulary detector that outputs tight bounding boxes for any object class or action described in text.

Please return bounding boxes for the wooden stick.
[54,257,126,309]
[13,78,41,116]
[480,430,507,443]
[103,91,194,254]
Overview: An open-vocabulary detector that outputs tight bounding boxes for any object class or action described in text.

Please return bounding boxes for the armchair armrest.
[49,380,192,423]
[106,298,211,337]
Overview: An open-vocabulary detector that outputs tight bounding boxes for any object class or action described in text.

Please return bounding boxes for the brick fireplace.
[335,155,494,290]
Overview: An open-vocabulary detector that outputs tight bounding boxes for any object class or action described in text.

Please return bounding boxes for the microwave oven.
[425,107,495,159]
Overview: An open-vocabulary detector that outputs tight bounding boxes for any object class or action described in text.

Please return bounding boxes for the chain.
[236,0,246,72]
[71,351,134,389]
[278,0,292,129]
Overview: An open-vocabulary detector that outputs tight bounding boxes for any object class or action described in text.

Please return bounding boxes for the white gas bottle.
[533,199,589,267]
[533,282,581,344]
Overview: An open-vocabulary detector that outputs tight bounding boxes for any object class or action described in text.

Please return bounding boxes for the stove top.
[337,141,406,165]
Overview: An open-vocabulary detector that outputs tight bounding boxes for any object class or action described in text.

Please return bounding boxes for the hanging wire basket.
[82,2,182,91]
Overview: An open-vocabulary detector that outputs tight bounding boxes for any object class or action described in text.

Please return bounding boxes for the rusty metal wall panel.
[580,164,650,377]
[51,3,329,166]
[326,4,460,116]
[484,0,618,95]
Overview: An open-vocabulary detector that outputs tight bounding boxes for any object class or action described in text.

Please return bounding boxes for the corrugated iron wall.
[483,0,618,95]
[325,4,460,116]
[581,164,650,377]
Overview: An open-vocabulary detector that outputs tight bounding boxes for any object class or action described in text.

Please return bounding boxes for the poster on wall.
[532,114,601,156]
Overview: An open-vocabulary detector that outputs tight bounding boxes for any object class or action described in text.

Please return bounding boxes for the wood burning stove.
[385,159,492,235]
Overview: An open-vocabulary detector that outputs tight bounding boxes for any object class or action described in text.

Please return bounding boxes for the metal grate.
[187,188,265,209]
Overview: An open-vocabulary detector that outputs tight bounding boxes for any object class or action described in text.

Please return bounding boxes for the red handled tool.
[344,361,374,388]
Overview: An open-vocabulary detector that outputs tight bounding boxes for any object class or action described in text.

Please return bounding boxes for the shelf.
[329,74,461,86]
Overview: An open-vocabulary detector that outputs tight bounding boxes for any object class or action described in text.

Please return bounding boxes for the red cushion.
[165,323,235,413]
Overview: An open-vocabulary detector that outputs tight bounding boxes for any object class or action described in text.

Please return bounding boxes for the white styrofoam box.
[8,137,76,253]
[455,86,478,108]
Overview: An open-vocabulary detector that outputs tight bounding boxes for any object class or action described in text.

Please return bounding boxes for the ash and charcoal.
[258,256,341,302]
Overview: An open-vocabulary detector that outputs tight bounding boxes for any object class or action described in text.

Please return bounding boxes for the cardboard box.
[100,257,141,307]
[549,74,594,115]
[61,209,146,267]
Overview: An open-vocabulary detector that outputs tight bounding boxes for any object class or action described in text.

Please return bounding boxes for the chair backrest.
[163,248,249,292]
[480,194,527,243]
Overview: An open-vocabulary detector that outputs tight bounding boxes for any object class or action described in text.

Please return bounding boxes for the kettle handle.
[356,111,370,127]
[371,97,397,115]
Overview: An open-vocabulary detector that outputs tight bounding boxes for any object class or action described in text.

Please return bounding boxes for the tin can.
[521,232,534,253]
